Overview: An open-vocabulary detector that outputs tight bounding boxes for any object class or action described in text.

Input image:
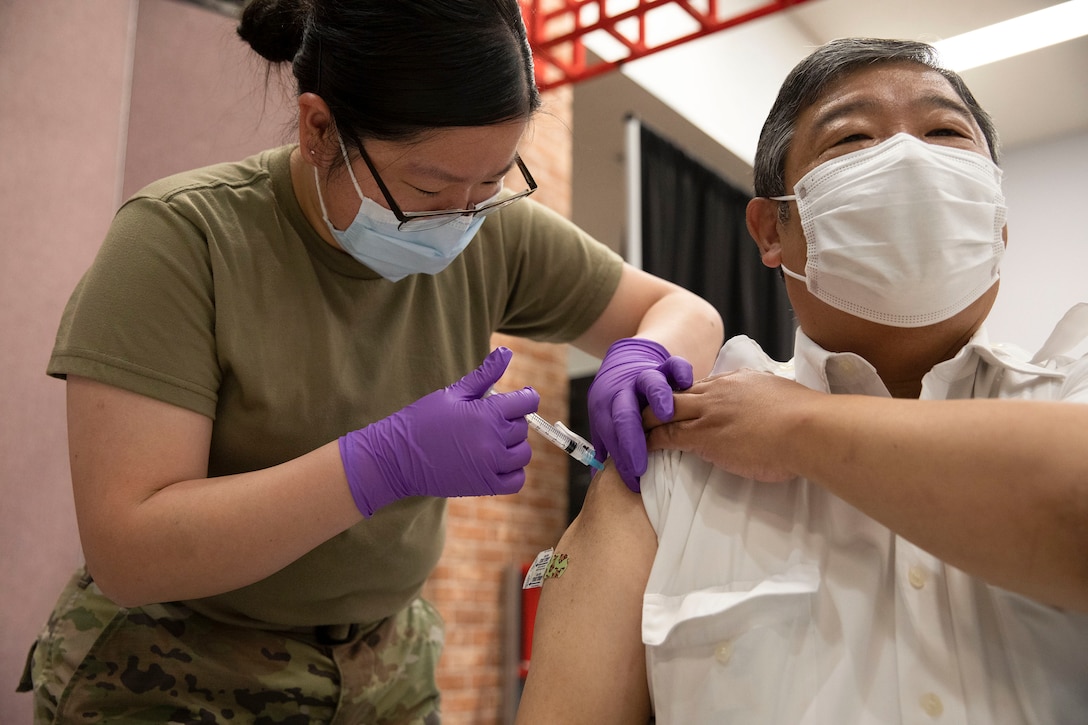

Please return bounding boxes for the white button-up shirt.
[642,305,1088,724]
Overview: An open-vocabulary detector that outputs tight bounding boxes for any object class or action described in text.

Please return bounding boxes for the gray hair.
[752,37,1000,198]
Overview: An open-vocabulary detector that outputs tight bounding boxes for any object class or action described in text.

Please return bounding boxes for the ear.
[298,92,335,167]
[746,197,783,269]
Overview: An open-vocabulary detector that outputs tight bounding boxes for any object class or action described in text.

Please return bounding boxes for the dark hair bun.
[236,0,306,64]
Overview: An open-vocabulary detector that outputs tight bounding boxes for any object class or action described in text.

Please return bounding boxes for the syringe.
[486,387,604,471]
[525,411,604,471]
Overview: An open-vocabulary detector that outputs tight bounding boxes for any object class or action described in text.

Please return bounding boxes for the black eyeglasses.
[355,143,538,231]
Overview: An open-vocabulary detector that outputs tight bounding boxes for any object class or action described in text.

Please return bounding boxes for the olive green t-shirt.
[49,145,623,629]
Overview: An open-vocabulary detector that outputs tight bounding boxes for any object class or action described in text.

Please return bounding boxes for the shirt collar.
[790,325,1061,398]
[792,330,892,397]
[716,323,1065,400]
[928,325,1063,382]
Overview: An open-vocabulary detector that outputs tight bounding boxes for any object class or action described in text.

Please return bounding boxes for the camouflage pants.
[19,568,444,724]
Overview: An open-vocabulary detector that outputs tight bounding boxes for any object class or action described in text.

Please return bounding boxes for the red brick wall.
[421,84,578,723]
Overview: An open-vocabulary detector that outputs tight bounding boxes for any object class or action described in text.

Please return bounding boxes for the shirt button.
[714,641,734,665]
[920,692,944,718]
[908,565,928,589]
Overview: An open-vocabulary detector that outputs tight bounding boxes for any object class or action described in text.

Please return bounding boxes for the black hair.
[753,37,1000,199]
[237,0,541,151]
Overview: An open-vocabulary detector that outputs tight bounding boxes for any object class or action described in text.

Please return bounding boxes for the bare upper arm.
[572,263,723,379]
[516,463,656,724]
[66,375,212,559]
[572,263,692,358]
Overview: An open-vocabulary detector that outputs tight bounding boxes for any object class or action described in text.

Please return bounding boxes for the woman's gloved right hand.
[339,347,540,517]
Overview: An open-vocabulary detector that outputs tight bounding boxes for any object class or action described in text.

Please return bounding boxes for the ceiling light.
[933,0,1088,71]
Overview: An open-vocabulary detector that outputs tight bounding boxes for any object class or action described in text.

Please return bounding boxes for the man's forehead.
[810,91,975,134]
[800,63,968,129]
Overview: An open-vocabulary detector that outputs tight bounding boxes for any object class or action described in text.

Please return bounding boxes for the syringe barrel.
[525,413,569,448]
[526,413,601,470]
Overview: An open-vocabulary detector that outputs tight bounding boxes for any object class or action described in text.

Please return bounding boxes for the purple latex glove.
[588,338,694,492]
[339,347,540,517]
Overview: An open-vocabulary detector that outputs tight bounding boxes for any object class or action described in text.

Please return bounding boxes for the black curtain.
[566,374,595,523]
[639,122,795,361]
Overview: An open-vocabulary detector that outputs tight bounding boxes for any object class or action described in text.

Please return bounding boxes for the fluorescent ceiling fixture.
[932,0,1088,72]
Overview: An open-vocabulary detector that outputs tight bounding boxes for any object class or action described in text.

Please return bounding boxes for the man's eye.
[927,128,964,138]
[835,133,869,146]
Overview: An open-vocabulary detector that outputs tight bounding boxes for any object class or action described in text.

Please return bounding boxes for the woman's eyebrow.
[404,157,517,183]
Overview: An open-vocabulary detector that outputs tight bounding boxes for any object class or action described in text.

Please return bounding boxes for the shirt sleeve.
[484,198,625,343]
[47,195,221,418]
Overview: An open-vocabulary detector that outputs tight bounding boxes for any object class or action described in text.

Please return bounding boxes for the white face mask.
[313,140,498,282]
[771,133,1006,328]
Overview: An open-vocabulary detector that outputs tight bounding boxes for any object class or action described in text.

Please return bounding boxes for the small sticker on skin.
[523,548,554,589]
[544,552,569,579]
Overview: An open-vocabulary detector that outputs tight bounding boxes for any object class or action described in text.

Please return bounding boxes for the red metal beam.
[520,0,818,91]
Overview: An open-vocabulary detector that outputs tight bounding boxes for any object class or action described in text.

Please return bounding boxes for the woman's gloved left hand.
[588,338,694,492]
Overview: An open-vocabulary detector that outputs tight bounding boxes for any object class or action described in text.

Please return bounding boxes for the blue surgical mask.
[312,142,497,282]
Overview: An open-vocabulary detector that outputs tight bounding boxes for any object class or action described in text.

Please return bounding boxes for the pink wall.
[1,3,131,721]
[0,1,294,721]
[123,0,298,197]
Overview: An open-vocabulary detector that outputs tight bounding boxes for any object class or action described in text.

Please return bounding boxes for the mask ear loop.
[337,136,366,200]
[779,264,808,282]
[764,194,806,282]
[313,137,368,233]
[313,167,334,228]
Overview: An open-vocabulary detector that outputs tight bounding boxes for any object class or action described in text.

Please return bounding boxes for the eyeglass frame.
[352,141,538,231]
